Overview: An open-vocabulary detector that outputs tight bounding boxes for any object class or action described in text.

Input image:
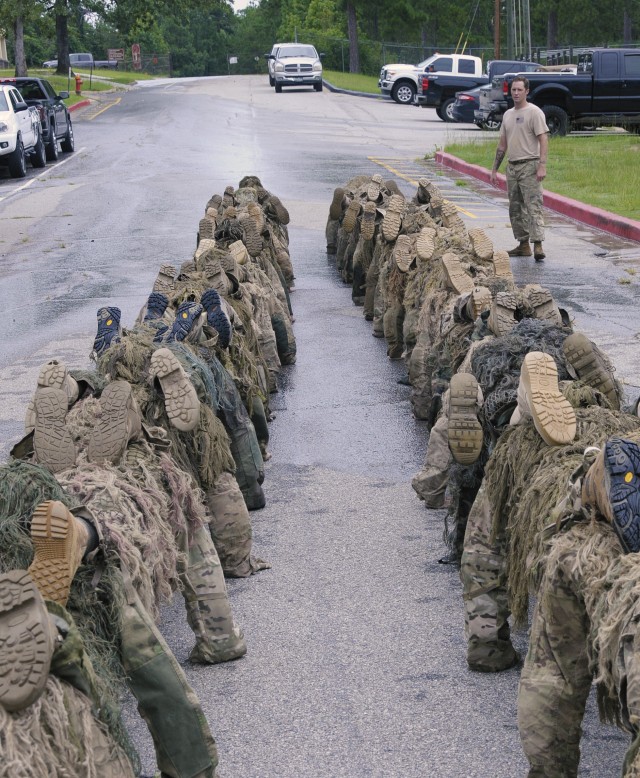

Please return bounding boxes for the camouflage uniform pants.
[460,483,516,670]
[119,573,218,778]
[506,160,545,244]
[411,390,452,507]
[518,523,640,777]
[364,244,382,323]
[178,522,245,664]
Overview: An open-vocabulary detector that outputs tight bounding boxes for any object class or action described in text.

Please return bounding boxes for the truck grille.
[284,64,312,74]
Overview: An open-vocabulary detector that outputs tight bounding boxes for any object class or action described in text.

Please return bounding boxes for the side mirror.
[266,54,275,60]
[14,101,29,112]
[58,91,70,99]
[319,53,326,58]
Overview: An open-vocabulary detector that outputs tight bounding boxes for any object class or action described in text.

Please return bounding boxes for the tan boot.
[487,291,517,336]
[533,241,546,261]
[87,380,143,464]
[28,500,90,606]
[509,351,576,446]
[507,241,532,257]
[563,333,619,410]
[465,287,492,320]
[442,252,474,295]
[448,373,484,464]
[0,570,56,711]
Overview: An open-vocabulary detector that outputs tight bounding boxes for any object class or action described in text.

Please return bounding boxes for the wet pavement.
[1,74,639,775]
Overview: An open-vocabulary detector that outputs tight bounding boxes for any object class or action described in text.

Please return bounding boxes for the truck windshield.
[278,46,317,58]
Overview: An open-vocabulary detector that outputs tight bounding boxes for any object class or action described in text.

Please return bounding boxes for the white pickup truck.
[378,52,483,104]
[0,84,46,178]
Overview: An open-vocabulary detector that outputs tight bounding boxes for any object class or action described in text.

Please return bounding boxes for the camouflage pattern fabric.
[178,522,246,664]
[506,160,545,243]
[119,578,218,778]
[459,483,518,671]
[411,394,452,507]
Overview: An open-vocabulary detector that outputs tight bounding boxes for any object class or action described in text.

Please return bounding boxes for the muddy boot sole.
[468,228,494,260]
[150,348,201,431]
[0,570,54,711]
[491,250,513,281]
[488,291,517,336]
[416,227,437,261]
[342,199,361,233]
[448,373,483,464]
[33,388,76,473]
[87,380,137,464]
[29,500,82,605]
[360,201,377,241]
[525,284,561,325]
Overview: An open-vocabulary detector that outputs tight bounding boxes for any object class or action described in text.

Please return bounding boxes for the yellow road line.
[87,97,122,120]
[368,156,477,218]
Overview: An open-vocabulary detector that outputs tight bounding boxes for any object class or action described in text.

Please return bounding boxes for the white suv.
[268,43,323,93]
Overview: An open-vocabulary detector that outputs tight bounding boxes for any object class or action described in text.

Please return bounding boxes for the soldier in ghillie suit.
[0,568,137,778]
[518,437,640,777]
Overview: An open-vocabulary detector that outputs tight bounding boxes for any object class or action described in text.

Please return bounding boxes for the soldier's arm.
[537,132,549,182]
[490,136,507,183]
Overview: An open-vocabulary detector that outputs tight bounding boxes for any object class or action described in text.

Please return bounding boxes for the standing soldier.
[491,76,549,262]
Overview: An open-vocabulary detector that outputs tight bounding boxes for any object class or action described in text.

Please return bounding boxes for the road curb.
[323,80,384,100]
[435,151,640,244]
[69,100,91,112]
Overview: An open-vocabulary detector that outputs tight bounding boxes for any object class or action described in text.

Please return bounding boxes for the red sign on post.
[131,43,141,71]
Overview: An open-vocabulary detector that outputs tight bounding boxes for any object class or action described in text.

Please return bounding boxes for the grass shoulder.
[323,70,380,94]
[444,134,640,221]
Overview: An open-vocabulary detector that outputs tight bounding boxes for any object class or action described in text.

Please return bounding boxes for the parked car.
[267,43,323,93]
[0,84,46,178]
[42,52,118,70]
[451,86,502,129]
[482,49,640,135]
[378,53,483,105]
[415,59,540,120]
[265,43,286,87]
[0,77,73,161]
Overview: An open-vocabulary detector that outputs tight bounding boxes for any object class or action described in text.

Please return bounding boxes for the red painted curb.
[69,100,91,112]
[435,151,640,244]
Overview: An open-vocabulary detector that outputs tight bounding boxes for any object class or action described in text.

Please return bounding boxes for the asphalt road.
[1,74,639,777]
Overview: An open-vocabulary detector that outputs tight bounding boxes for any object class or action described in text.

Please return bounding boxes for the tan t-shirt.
[500,102,548,162]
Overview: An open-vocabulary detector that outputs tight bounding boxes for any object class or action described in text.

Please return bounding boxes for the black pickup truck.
[478,48,640,136]
[415,59,540,121]
[0,77,74,160]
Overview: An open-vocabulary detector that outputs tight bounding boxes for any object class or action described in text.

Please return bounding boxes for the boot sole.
[87,380,135,464]
[468,228,493,261]
[442,253,474,295]
[342,201,361,233]
[526,285,561,325]
[604,438,640,552]
[470,287,491,319]
[491,250,513,281]
[0,570,54,711]
[521,352,576,445]
[28,500,80,605]
[488,292,517,336]
[33,388,76,474]
[150,348,201,431]
[562,333,619,409]
[416,228,436,261]
[25,361,71,432]
[448,373,483,464]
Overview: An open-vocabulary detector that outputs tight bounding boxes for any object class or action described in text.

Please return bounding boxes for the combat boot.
[533,241,546,261]
[28,500,92,606]
[487,291,517,336]
[448,373,484,464]
[524,284,562,326]
[563,332,619,410]
[442,252,474,295]
[92,306,122,359]
[0,570,56,711]
[87,380,143,465]
[464,286,492,321]
[509,351,576,446]
[581,437,640,552]
[32,387,77,474]
[468,228,494,261]
[507,241,532,257]
[201,288,232,348]
[149,348,201,431]
[25,359,80,434]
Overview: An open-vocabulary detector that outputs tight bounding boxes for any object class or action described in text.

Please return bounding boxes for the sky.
[233,0,253,11]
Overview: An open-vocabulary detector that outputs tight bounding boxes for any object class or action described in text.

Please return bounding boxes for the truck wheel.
[275,83,282,93]
[61,120,74,153]
[314,82,323,92]
[32,127,47,168]
[483,116,502,131]
[440,98,457,122]
[269,75,275,87]
[8,135,27,178]
[392,81,416,105]
[46,122,59,161]
[543,105,569,136]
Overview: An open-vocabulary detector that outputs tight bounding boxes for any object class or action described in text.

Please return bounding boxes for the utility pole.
[494,0,501,58]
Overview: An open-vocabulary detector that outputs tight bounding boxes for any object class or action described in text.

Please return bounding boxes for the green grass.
[444,134,640,221]
[324,69,380,94]
[0,67,163,107]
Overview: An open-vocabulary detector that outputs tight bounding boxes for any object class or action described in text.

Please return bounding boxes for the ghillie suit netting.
[0,459,139,771]
[484,408,640,626]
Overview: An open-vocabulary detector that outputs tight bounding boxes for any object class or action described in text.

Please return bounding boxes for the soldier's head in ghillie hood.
[582,436,640,553]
